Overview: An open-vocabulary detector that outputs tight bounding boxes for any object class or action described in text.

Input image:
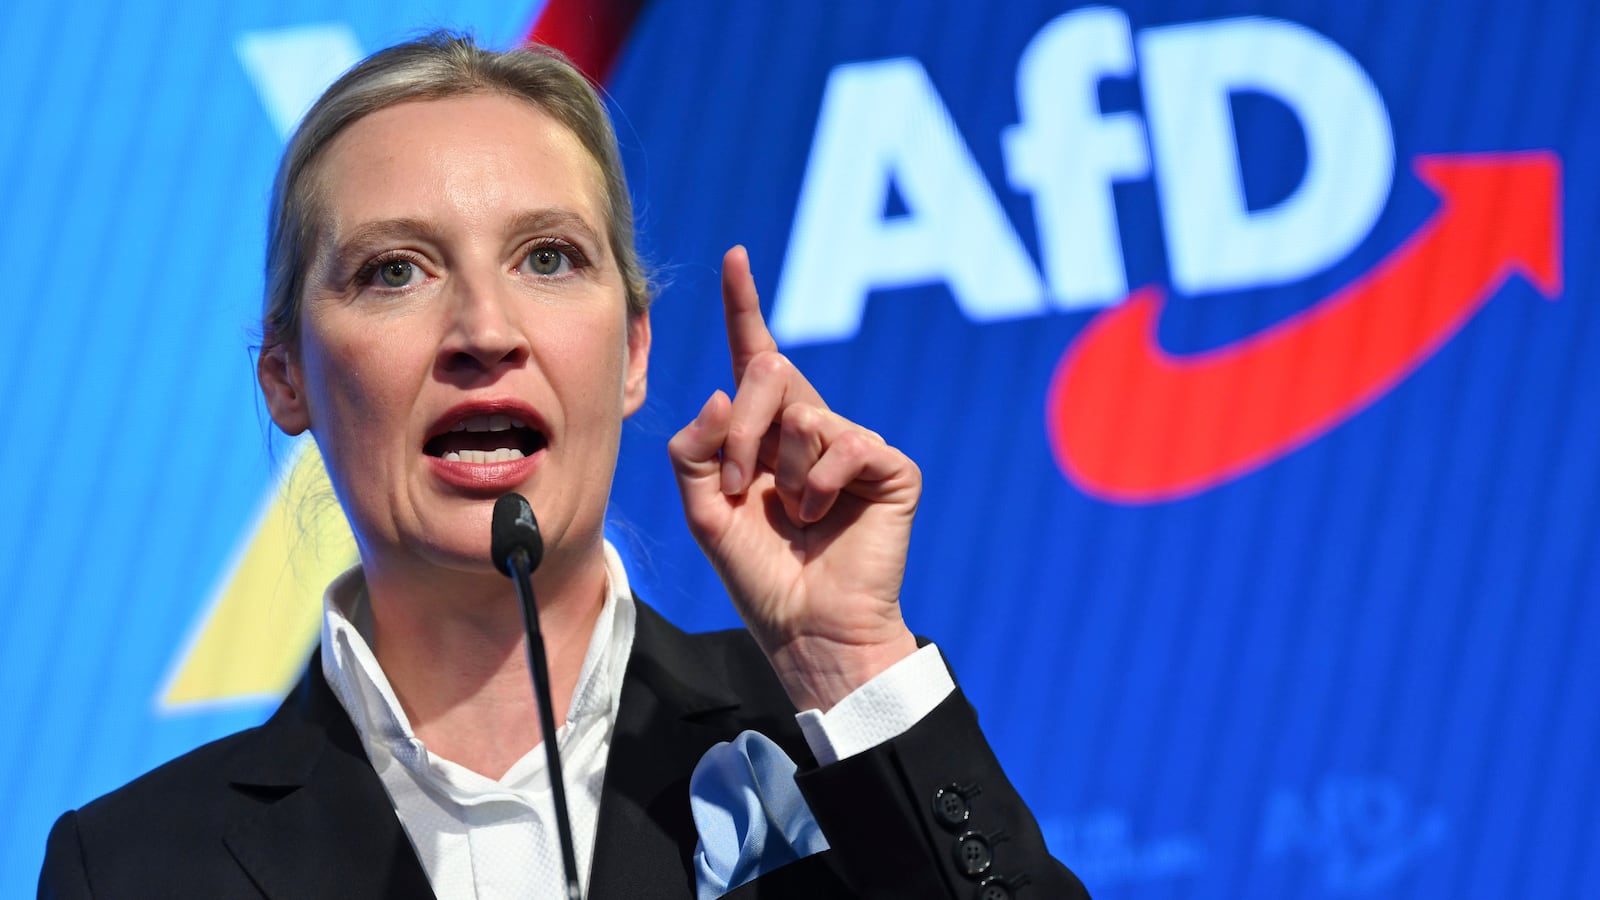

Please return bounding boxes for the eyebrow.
[504,208,608,260]
[325,217,445,270]
[326,209,608,267]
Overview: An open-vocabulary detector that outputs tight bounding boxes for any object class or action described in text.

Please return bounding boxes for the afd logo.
[1044,811,1207,889]
[1261,776,1448,893]
[771,6,1562,503]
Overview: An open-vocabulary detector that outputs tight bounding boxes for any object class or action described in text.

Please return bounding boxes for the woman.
[39,32,1087,899]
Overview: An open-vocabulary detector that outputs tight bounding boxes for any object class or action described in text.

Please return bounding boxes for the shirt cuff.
[794,643,955,766]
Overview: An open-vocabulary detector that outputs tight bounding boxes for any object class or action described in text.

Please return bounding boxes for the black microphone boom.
[491,492,582,900]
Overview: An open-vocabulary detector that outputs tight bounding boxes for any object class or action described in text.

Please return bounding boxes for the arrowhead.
[1413,151,1562,298]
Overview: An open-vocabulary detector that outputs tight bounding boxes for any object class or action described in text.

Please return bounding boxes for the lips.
[424,413,546,461]
[425,401,548,457]
[424,401,548,492]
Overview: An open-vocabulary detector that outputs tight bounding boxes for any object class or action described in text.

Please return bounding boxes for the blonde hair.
[261,31,651,349]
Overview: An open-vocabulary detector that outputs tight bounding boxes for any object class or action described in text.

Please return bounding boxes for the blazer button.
[953,831,994,877]
[975,879,1013,900]
[932,785,972,830]
[976,873,1029,899]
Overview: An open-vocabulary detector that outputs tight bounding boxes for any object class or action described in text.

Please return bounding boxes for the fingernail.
[721,461,742,495]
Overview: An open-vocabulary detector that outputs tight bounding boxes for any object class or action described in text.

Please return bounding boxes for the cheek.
[546,318,632,410]
[302,324,426,453]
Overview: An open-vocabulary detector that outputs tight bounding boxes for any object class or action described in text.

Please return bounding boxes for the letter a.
[772,58,1044,347]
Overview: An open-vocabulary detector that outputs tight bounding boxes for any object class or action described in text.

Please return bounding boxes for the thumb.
[668,390,733,540]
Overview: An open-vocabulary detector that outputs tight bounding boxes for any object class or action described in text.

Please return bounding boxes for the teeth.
[455,414,522,433]
[442,448,526,463]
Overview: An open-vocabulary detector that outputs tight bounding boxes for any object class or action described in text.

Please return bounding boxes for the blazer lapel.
[587,603,856,900]
[207,608,822,900]
[587,602,750,900]
[221,660,436,900]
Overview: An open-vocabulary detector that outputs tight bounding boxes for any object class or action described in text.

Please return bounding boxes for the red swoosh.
[1046,151,1562,504]
[526,0,649,82]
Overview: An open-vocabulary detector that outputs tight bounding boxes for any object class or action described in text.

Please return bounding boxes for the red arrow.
[1046,151,1562,503]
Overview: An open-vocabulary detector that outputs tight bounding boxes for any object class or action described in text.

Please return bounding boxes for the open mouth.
[424,414,547,463]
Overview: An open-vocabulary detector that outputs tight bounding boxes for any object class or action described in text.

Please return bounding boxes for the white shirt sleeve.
[793,643,956,766]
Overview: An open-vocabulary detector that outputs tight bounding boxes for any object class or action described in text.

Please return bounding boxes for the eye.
[362,257,424,289]
[522,243,575,277]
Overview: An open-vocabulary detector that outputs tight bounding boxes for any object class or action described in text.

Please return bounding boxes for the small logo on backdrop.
[1260,775,1448,893]
[1043,810,1207,889]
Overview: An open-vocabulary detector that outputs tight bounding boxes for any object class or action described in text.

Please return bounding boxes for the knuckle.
[782,402,821,433]
[838,430,874,457]
[746,350,790,380]
[666,425,698,458]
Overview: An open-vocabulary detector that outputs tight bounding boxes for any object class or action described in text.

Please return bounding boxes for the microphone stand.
[507,547,584,900]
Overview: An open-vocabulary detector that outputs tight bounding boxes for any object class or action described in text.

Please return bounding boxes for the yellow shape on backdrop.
[160,441,355,709]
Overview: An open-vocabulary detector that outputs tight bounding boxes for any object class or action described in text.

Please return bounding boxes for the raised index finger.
[721,245,779,385]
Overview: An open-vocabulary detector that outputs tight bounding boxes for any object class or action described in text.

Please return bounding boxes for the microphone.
[492,491,544,575]
[491,493,583,900]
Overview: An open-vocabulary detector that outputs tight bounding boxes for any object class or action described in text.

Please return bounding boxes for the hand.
[668,246,922,712]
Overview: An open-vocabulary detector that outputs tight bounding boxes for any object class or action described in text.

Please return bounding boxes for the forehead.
[311,92,607,237]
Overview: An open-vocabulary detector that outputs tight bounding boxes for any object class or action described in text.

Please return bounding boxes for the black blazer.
[40,602,1087,899]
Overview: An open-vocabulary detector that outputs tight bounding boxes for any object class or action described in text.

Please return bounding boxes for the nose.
[438,270,530,378]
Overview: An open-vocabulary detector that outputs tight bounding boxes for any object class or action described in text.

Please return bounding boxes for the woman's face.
[260,92,649,579]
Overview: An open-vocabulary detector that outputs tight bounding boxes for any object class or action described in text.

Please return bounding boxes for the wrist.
[765,628,921,713]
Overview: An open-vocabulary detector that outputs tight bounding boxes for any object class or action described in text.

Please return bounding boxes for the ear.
[258,342,311,435]
[622,310,651,418]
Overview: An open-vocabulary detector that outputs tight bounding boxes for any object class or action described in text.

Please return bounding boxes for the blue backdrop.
[2,1,1595,897]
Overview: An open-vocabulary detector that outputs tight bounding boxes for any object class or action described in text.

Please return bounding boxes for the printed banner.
[1,2,1594,897]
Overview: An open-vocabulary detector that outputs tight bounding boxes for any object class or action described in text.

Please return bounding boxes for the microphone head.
[491,492,543,577]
